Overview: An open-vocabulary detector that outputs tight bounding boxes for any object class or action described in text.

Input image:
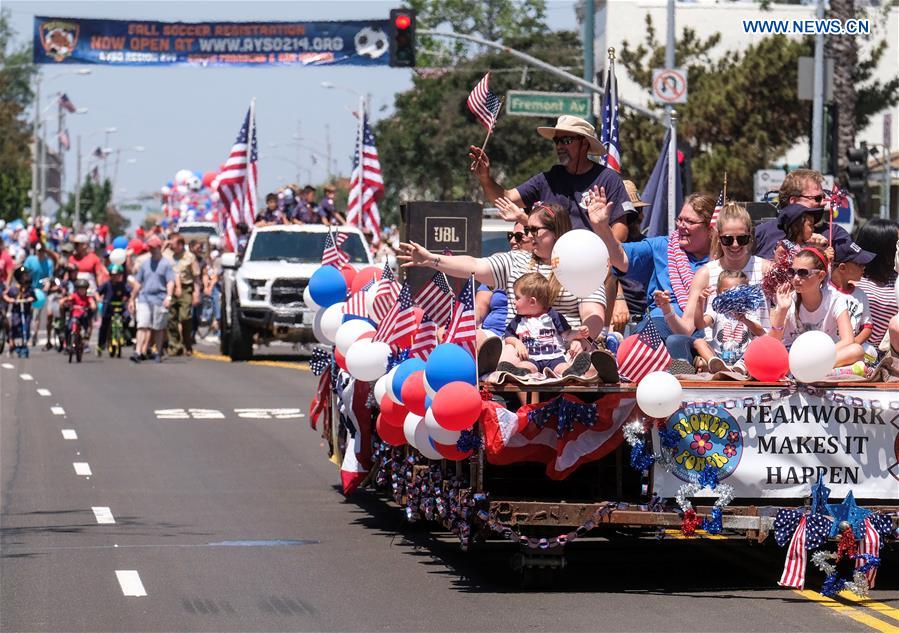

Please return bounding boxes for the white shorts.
[136,301,168,330]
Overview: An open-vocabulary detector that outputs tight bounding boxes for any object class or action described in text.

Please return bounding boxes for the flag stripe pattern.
[345,279,375,318]
[409,316,438,359]
[618,319,671,383]
[412,272,453,327]
[322,231,349,268]
[600,60,621,171]
[445,278,477,357]
[346,113,384,242]
[858,517,881,588]
[216,107,258,233]
[374,283,417,346]
[467,72,502,131]
[371,262,400,323]
[709,190,725,230]
[777,515,808,589]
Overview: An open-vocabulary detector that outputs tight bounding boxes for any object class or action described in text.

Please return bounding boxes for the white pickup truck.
[219,224,374,360]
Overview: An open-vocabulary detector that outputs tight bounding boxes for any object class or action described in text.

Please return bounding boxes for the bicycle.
[107,304,126,358]
[9,298,32,359]
[67,308,86,364]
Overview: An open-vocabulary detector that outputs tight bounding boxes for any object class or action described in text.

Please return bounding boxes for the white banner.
[651,388,899,499]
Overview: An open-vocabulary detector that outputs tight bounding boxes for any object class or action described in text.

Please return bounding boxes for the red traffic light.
[394,13,411,29]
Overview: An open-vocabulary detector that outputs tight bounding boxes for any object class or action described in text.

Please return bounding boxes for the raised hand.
[775,282,794,310]
[468,145,491,179]
[396,241,435,268]
[495,196,527,224]
[586,185,614,228]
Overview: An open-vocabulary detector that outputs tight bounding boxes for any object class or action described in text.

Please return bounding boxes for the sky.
[9,0,581,218]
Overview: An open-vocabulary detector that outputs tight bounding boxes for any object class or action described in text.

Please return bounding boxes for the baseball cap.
[72,234,89,244]
[146,235,163,249]
[833,238,875,266]
[776,203,824,232]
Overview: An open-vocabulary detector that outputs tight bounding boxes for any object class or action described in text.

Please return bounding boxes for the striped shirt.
[855,274,897,347]
[486,250,606,329]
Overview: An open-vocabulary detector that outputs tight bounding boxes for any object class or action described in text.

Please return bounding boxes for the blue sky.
[9,0,580,214]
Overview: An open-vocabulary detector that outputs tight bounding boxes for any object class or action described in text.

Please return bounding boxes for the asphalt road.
[1,342,897,632]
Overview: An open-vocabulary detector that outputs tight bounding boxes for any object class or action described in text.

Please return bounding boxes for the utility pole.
[75,134,82,230]
[583,0,595,125]
[296,119,302,185]
[57,97,65,204]
[666,0,677,231]
[325,123,333,182]
[31,77,41,221]
[811,0,825,172]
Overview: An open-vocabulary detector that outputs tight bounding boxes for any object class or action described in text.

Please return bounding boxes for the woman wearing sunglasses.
[768,248,864,368]
[476,221,532,339]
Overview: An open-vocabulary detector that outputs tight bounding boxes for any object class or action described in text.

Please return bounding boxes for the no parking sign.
[652,68,688,105]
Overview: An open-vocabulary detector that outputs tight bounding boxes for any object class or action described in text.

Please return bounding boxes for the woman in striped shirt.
[398,202,608,375]
[854,218,898,354]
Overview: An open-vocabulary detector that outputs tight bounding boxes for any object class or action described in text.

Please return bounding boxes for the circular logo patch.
[665,404,743,483]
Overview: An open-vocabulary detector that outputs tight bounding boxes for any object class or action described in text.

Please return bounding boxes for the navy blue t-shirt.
[516,163,635,231]
[754,217,852,260]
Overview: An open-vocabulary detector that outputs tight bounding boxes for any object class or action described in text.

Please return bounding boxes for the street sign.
[754,169,787,202]
[506,90,591,118]
[797,57,834,102]
[652,68,688,105]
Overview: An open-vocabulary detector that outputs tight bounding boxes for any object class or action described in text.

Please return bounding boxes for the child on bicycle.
[3,267,36,358]
[96,263,133,355]
[59,278,97,346]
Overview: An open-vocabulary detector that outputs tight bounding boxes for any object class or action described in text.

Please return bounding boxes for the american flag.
[829,183,849,212]
[709,190,725,230]
[322,230,349,268]
[58,128,70,151]
[58,93,76,113]
[777,515,808,589]
[409,316,438,359]
[346,113,384,242]
[412,272,453,327]
[445,277,477,357]
[374,283,417,347]
[618,319,671,384]
[216,106,258,247]
[599,60,621,171]
[345,279,375,318]
[309,347,331,376]
[467,72,502,131]
[371,262,400,323]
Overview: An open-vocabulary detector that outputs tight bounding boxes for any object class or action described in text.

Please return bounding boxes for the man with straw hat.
[468,115,634,238]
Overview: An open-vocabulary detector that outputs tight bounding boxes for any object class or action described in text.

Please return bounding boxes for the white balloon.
[551,229,609,298]
[304,285,321,312]
[636,371,683,418]
[374,374,390,404]
[318,302,346,345]
[423,372,437,399]
[424,408,462,445]
[384,366,403,404]
[364,284,380,323]
[335,319,375,356]
[312,311,328,344]
[109,248,127,266]
[345,340,390,382]
[789,330,837,383]
[403,412,424,448]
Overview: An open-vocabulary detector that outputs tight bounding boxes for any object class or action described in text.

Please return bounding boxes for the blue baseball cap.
[833,238,875,266]
[777,203,824,231]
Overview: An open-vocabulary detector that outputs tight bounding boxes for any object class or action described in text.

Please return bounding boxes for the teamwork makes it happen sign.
[34,16,392,66]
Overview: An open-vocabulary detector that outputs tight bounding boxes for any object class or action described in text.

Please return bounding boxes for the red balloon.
[377,415,407,446]
[334,347,347,371]
[380,394,408,427]
[432,439,473,460]
[350,266,382,294]
[201,171,217,188]
[431,381,483,431]
[400,370,428,416]
[392,307,423,349]
[340,265,357,289]
[616,334,638,366]
[743,335,789,382]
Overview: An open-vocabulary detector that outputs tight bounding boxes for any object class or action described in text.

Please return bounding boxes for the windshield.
[180,225,217,236]
[481,231,510,257]
[247,231,369,263]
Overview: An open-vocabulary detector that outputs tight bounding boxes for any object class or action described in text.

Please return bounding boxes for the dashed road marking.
[19,374,33,381]
[154,408,225,420]
[1,363,13,369]
[234,408,304,419]
[61,429,78,440]
[37,388,51,396]
[73,462,92,476]
[115,570,147,597]
[51,406,66,416]
[92,507,115,524]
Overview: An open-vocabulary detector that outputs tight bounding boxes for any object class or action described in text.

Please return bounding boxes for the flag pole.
[246,97,257,224]
[477,96,504,156]
[354,95,365,231]
[722,172,728,202]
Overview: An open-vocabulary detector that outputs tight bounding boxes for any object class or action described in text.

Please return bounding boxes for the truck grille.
[270,278,306,306]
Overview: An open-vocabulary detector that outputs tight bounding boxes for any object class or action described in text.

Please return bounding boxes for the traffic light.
[845,142,869,198]
[389,8,416,67]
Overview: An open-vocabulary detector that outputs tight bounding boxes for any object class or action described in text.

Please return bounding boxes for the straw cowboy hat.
[536,115,605,155]
[623,180,650,208]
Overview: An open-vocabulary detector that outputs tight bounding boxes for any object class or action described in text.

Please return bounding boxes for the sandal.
[496,361,531,377]
[590,349,620,383]
[562,352,593,377]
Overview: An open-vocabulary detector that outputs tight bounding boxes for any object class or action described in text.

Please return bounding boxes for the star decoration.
[826,491,872,538]
[810,476,832,516]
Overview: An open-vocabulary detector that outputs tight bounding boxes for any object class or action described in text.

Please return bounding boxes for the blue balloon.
[308,265,347,308]
[425,396,433,410]
[32,288,46,310]
[112,235,128,249]
[166,180,174,188]
[425,343,477,391]
[391,358,426,404]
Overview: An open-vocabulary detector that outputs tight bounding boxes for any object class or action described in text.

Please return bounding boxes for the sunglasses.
[719,234,751,247]
[552,136,579,146]
[787,267,819,279]
[798,194,826,204]
[507,231,525,242]
[523,226,551,237]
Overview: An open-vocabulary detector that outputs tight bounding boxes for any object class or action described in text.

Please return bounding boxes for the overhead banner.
[651,388,899,500]
[34,16,393,66]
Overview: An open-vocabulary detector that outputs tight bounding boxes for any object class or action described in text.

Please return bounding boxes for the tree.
[374,30,583,225]
[0,8,37,221]
[58,177,127,236]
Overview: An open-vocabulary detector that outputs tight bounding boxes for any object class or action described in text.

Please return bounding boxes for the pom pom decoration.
[430,381,483,431]
[308,265,347,308]
[432,438,473,461]
[762,247,794,302]
[789,331,836,383]
[710,283,765,319]
[550,229,609,298]
[743,336,789,382]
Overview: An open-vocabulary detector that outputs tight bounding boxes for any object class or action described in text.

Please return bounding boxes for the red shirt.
[68,292,92,317]
[72,252,108,284]
[0,250,12,283]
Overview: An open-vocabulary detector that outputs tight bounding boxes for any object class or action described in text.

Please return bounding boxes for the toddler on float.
[497,272,592,378]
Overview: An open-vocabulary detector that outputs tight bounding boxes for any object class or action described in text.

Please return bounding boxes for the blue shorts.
[532,356,565,372]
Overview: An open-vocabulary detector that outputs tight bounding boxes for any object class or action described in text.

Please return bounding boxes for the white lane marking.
[51,406,66,416]
[92,506,115,524]
[2,363,14,369]
[61,429,78,440]
[234,408,305,419]
[19,374,33,381]
[73,462,92,476]
[154,409,189,419]
[188,408,225,419]
[115,570,147,597]
[154,408,225,419]
[37,388,51,396]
